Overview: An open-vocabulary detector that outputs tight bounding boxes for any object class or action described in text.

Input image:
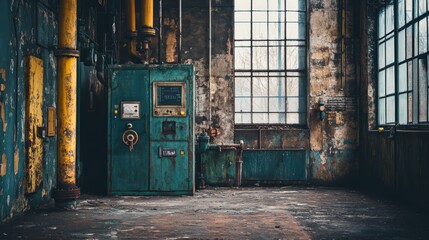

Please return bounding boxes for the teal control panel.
[108,65,195,195]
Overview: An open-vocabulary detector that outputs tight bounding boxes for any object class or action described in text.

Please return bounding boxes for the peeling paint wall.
[308,0,359,183]
[162,0,234,144]
[0,0,58,222]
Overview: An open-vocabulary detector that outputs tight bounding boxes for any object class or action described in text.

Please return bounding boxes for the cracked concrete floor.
[1,187,428,239]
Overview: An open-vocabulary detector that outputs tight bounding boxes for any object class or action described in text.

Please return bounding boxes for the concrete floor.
[1,187,428,239]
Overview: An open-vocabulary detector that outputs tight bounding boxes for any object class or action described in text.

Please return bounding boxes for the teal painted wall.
[0,0,58,222]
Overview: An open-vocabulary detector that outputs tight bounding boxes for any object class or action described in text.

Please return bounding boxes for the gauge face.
[121,101,140,119]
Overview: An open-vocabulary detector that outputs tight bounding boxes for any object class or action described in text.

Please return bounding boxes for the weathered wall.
[308,0,359,183]
[358,1,429,210]
[161,0,361,183]
[162,0,234,143]
[0,0,58,222]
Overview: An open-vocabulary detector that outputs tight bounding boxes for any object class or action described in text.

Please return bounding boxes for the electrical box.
[108,65,194,195]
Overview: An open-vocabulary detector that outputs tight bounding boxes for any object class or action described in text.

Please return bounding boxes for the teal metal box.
[107,65,195,195]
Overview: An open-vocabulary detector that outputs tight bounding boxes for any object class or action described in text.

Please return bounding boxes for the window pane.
[235,11,251,22]
[253,113,268,123]
[378,8,385,38]
[286,0,305,11]
[419,58,428,121]
[386,96,396,123]
[399,93,408,124]
[286,22,306,40]
[406,0,413,23]
[386,3,394,33]
[235,98,251,112]
[408,60,413,91]
[236,0,251,11]
[386,66,395,95]
[269,77,285,96]
[398,30,406,62]
[399,63,407,92]
[286,113,300,124]
[253,22,268,39]
[406,26,413,59]
[235,22,251,39]
[253,97,268,112]
[253,0,268,10]
[379,98,386,124]
[409,93,413,122]
[398,0,406,28]
[253,11,267,22]
[269,113,286,124]
[287,97,299,112]
[235,77,251,96]
[419,0,427,16]
[386,37,395,65]
[419,18,428,54]
[235,47,251,69]
[379,42,385,69]
[269,97,285,112]
[379,70,386,97]
[253,47,268,69]
[268,22,285,40]
[253,77,268,96]
[269,0,285,11]
[286,77,300,96]
[235,113,251,124]
[286,46,305,70]
[268,46,285,70]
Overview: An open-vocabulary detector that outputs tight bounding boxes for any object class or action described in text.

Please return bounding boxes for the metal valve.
[122,129,139,151]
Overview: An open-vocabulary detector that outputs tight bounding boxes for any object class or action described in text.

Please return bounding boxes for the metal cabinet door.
[110,69,149,193]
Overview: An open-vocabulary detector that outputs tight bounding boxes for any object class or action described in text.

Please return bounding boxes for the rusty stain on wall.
[1,153,6,176]
[164,18,177,63]
[308,1,358,182]
[24,56,44,194]
[13,148,19,175]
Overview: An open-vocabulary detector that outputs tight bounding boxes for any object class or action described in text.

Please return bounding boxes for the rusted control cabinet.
[108,65,194,195]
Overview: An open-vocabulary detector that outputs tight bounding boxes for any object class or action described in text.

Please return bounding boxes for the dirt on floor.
[0,187,428,239]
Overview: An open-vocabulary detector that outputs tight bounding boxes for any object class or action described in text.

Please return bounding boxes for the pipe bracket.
[55,49,80,57]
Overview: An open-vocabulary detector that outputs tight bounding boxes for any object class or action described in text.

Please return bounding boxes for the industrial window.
[377,0,429,125]
[234,0,307,124]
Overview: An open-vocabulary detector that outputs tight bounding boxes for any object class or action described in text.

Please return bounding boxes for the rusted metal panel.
[200,149,236,187]
[24,56,44,194]
[235,128,309,150]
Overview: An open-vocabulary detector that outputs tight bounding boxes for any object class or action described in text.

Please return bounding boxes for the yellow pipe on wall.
[127,0,137,33]
[140,0,156,36]
[58,0,77,49]
[54,0,80,200]
[126,0,143,61]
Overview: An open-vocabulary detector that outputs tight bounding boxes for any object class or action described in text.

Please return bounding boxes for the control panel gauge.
[121,101,140,119]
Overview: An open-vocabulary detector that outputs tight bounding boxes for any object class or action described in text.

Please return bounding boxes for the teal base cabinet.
[242,150,307,184]
[199,149,237,187]
[108,65,195,196]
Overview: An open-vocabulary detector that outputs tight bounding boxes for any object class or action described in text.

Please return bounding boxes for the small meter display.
[157,86,182,106]
[121,101,140,119]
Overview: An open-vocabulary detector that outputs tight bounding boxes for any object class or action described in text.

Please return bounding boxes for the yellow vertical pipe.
[140,0,155,36]
[140,0,154,28]
[59,0,77,50]
[55,0,80,200]
[127,0,137,33]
